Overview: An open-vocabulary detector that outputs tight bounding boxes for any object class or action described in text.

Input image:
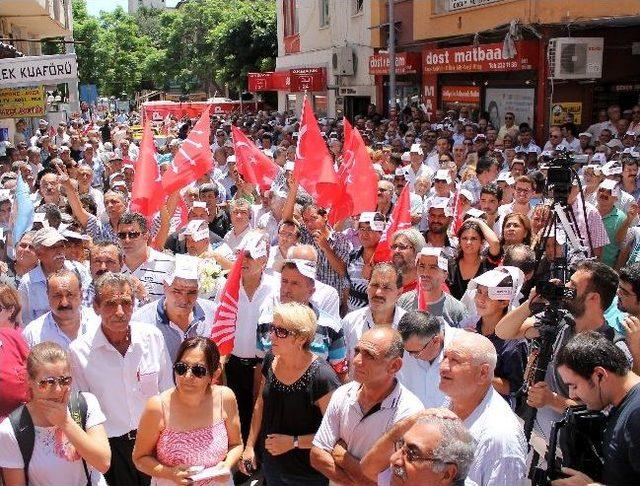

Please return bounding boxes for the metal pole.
[388,0,396,114]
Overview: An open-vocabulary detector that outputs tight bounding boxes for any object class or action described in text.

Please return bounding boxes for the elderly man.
[596,179,627,267]
[118,211,175,302]
[342,263,406,374]
[361,409,476,486]
[224,198,252,251]
[396,311,464,408]
[391,228,426,293]
[83,241,125,307]
[22,269,100,348]
[133,254,216,360]
[398,247,467,328]
[164,201,223,255]
[310,327,423,485]
[439,332,527,485]
[69,273,172,485]
[19,227,90,323]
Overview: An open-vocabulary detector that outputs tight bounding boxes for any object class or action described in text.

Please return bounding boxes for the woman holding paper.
[133,337,242,485]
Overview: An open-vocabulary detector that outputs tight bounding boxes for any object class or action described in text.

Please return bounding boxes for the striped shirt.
[300,228,352,294]
[121,248,175,303]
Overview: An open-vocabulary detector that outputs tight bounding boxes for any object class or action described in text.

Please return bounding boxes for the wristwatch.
[293,435,299,449]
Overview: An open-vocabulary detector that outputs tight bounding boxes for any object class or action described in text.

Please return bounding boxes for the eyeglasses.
[505,116,514,120]
[37,375,73,389]
[173,362,209,378]
[391,243,410,251]
[269,324,296,339]
[405,334,437,357]
[393,438,447,465]
[117,231,141,240]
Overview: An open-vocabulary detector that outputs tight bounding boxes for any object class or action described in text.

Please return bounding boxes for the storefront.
[370,51,422,114]
[421,40,540,131]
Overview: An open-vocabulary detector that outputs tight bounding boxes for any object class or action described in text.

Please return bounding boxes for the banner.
[0,86,45,118]
[0,54,77,88]
[448,0,501,11]
[423,41,538,74]
[484,88,535,131]
[142,101,243,122]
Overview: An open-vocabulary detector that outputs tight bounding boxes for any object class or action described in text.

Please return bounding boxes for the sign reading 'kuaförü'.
[0,54,77,88]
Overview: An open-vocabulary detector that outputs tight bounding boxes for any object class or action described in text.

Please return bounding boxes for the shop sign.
[612,84,640,92]
[441,86,480,104]
[272,71,291,90]
[289,67,326,92]
[422,74,438,121]
[369,52,421,75]
[448,0,501,11]
[0,85,45,118]
[550,102,582,125]
[0,54,77,88]
[247,71,292,92]
[423,41,538,74]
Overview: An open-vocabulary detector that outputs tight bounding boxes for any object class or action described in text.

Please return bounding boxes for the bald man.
[311,327,423,485]
[440,333,527,486]
[287,244,340,318]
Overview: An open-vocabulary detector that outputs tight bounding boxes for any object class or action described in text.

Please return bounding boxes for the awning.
[369,52,422,75]
[248,67,327,93]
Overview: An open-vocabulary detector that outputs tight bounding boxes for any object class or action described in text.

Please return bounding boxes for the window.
[353,0,363,15]
[319,0,330,28]
[283,0,299,37]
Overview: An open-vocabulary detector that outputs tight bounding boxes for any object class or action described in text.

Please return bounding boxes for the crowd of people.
[0,100,639,486]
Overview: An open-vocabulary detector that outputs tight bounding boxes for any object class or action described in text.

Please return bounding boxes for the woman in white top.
[0,341,110,485]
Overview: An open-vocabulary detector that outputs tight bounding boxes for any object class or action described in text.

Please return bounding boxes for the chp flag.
[373,185,412,263]
[209,252,245,356]
[130,121,164,218]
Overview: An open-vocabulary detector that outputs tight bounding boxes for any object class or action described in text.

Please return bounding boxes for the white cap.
[590,153,607,165]
[394,167,407,178]
[510,158,526,167]
[428,197,450,211]
[32,212,48,227]
[473,134,487,142]
[33,227,66,247]
[578,132,592,138]
[606,139,624,150]
[409,143,423,155]
[191,201,209,213]
[284,258,317,280]
[465,208,485,219]
[602,161,623,176]
[241,231,268,259]
[358,212,385,232]
[497,172,515,185]
[227,155,237,164]
[123,164,135,172]
[284,161,295,172]
[183,219,209,242]
[62,229,90,241]
[459,188,474,204]
[166,254,200,285]
[624,131,636,137]
[434,169,452,184]
[415,247,448,271]
[401,151,411,162]
[469,266,525,305]
[599,178,621,197]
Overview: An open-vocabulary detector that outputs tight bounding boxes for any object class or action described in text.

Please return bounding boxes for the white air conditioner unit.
[548,37,604,79]
[332,46,356,76]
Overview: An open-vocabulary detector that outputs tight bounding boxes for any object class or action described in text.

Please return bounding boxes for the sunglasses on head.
[38,375,72,388]
[173,361,209,378]
[117,231,141,240]
[269,324,296,339]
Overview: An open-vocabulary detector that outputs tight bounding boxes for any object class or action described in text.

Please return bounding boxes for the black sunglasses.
[269,324,296,339]
[38,375,73,388]
[173,362,209,378]
[117,231,141,240]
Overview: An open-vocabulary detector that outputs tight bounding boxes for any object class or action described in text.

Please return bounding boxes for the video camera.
[543,149,588,204]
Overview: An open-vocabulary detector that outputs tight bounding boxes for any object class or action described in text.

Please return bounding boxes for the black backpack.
[8,392,91,485]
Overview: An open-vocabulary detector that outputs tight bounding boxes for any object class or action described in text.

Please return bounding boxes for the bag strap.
[8,405,34,485]
[68,392,91,486]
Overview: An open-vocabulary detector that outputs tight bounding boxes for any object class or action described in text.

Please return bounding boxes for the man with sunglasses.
[118,211,175,304]
[498,112,519,142]
[396,311,464,408]
[310,327,423,485]
[69,272,173,486]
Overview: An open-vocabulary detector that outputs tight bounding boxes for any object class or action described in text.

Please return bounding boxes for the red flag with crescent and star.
[231,125,280,191]
[130,121,164,217]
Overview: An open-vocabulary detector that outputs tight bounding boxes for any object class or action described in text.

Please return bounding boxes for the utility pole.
[387,0,396,114]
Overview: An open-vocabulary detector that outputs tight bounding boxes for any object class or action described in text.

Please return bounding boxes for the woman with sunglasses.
[133,337,242,485]
[241,302,340,485]
[0,341,111,485]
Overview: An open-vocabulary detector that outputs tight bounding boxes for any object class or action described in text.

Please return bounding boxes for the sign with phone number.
[0,85,45,118]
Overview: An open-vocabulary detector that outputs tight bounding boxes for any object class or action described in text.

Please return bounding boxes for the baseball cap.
[166,254,200,285]
[394,168,407,178]
[578,132,592,138]
[590,153,607,165]
[434,169,452,184]
[62,228,90,242]
[497,172,515,185]
[468,266,525,303]
[358,212,386,232]
[409,143,423,155]
[33,227,66,247]
[227,155,237,164]
[599,178,621,197]
[459,188,474,204]
[284,258,317,280]
[415,247,448,271]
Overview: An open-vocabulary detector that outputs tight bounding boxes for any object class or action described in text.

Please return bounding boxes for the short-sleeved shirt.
[0,392,108,485]
[346,248,369,313]
[260,352,340,480]
[22,308,101,349]
[86,214,118,243]
[300,228,352,294]
[601,206,627,267]
[602,382,640,485]
[121,248,175,302]
[397,291,467,328]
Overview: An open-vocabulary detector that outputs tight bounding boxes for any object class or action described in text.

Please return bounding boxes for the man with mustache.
[390,229,426,294]
[23,269,99,348]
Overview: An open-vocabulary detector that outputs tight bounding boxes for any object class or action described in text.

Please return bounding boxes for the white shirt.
[223,225,251,252]
[404,164,434,191]
[0,392,107,485]
[396,324,464,408]
[68,321,173,437]
[23,308,101,349]
[463,387,527,486]
[122,248,175,302]
[312,380,423,486]
[267,272,341,320]
[231,272,279,358]
[341,306,406,377]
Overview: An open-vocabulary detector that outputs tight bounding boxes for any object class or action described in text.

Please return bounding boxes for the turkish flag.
[210,252,244,356]
[161,107,213,193]
[342,117,353,156]
[293,96,337,207]
[130,121,164,218]
[231,125,280,191]
[328,127,378,225]
[373,185,412,263]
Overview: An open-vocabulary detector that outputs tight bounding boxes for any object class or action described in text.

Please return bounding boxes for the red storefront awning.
[247,67,326,93]
[368,52,422,75]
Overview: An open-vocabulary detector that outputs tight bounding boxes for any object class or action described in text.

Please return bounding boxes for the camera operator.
[552,332,640,486]
[495,261,627,440]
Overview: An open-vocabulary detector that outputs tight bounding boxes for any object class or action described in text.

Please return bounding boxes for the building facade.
[128,0,167,14]
[269,0,376,119]
[369,0,640,141]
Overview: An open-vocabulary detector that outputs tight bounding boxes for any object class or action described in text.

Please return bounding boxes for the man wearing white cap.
[132,254,217,360]
[398,247,467,328]
[266,220,300,274]
[164,202,223,255]
[578,131,593,152]
[597,179,627,267]
[423,198,454,254]
[404,143,433,191]
[19,227,90,323]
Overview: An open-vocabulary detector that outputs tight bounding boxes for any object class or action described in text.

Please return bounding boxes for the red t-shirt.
[0,328,29,419]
